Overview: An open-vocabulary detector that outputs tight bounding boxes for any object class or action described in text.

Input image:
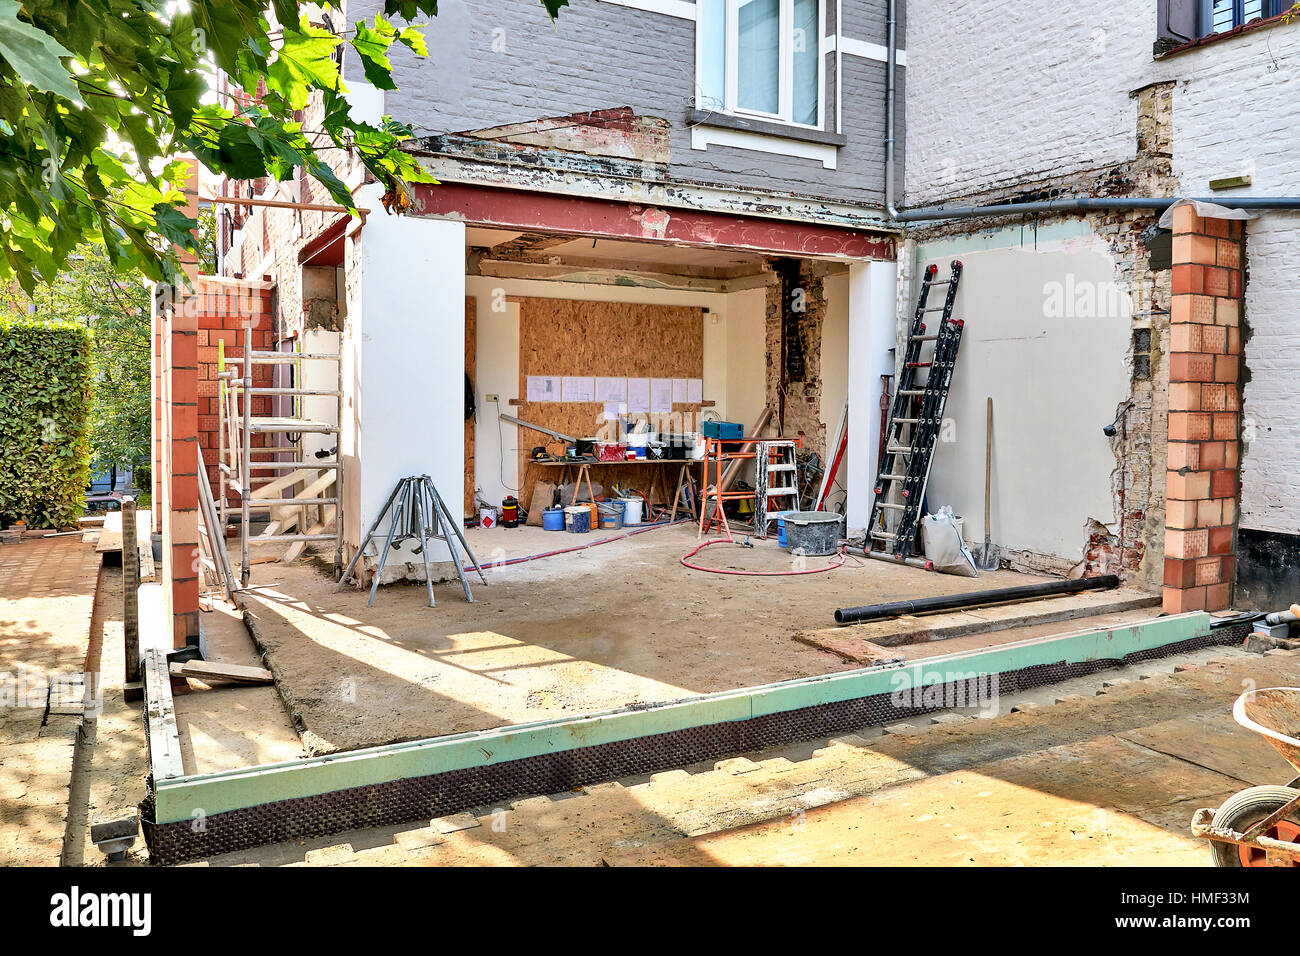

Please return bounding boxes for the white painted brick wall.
[904,0,1157,205]
[1172,26,1300,535]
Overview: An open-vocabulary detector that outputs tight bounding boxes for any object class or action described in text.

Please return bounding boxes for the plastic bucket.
[542,507,565,531]
[773,511,795,547]
[621,497,643,525]
[782,511,843,556]
[564,505,591,534]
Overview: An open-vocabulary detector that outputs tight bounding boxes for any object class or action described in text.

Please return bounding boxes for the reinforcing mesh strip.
[142,621,1252,864]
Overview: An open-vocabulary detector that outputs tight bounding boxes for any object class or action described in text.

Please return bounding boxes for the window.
[697,0,822,128]
[1202,0,1286,35]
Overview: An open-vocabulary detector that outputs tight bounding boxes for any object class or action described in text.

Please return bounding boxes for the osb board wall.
[465,296,476,517]
[516,296,704,510]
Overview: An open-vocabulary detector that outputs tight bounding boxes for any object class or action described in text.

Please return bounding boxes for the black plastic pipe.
[834,574,1121,625]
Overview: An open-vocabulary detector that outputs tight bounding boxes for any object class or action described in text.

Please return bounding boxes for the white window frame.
[695,0,825,132]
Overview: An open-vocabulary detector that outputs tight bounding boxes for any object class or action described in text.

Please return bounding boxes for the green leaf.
[0,0,79,100]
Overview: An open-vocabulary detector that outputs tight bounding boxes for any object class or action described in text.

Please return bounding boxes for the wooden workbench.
[530,457,703,521]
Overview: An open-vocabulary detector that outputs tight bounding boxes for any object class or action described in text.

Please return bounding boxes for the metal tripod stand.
[337,474,488,607]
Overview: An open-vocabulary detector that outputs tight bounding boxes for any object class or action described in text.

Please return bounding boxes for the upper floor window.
[1202,0,1286,35]
[697,0,822,129]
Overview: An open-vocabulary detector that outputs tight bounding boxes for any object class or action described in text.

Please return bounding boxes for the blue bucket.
[775,511,794,547]
[542,507,565,531]
[564,506,591,534]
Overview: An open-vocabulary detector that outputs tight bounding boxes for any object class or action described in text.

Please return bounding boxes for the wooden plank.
[143,647,186,781]
[169,660,274,685]
[249,467,316,502]
[281,505,337,563]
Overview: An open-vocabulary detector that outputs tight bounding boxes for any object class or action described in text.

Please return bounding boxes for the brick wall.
[193,277,275,501]
[155,290,200,648]
[1163,206,1243,613]
[766,259,829,457]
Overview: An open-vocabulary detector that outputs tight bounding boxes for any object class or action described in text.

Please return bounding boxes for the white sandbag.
[922,506,979,577]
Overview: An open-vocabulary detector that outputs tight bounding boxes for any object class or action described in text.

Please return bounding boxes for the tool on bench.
[498,412,578,444]
[868,259,966,560]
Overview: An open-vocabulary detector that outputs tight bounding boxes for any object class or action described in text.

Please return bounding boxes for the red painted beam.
[410,182,895,260]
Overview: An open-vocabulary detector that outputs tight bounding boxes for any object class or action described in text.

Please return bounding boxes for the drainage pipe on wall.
[879,0,1300,222]
[834,573,1120,625]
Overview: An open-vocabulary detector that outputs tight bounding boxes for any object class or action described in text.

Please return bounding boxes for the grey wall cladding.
[348,0,899,206]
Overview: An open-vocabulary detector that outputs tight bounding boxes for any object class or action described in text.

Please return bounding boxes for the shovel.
[976,396,999,571]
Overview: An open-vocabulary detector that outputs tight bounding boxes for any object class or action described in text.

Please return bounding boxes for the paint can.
[542,507,565,531]
[621,496,643,526]
[479,508,497,530]
[597,502,624,530]
[564,505,591,534]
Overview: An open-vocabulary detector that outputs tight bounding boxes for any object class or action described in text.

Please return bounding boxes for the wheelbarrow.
[1191,686,1300,867]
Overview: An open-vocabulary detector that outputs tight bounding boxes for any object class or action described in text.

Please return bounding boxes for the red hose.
[679,538,846,576]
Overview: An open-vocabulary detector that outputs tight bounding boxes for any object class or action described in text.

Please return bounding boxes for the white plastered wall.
[910,226,1131,562]
[343,191,466,574]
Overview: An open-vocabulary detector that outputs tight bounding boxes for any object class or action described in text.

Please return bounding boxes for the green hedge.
[0,320,94,528]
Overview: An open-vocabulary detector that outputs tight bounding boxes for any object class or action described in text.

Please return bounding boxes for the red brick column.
[1163,206,1243,613]
[162,296,201,647]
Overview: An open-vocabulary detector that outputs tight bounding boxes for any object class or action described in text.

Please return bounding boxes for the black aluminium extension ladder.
[868,259,965,559]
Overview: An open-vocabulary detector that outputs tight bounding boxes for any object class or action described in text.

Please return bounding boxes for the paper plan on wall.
[687,378,703,403]
[526,375,559,402]
[595,377,627,403]
[650,378,674,413]
[561,376,596,403]
[671,378,689,403]
[602,401,625,420]
[627,378,650,413]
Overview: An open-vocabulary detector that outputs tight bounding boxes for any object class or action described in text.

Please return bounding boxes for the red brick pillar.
[163,297,201,647]
[1163,206,1243,614]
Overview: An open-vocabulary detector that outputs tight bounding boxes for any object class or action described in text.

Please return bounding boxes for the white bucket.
[480,508,497,529]
[621,497,643,525]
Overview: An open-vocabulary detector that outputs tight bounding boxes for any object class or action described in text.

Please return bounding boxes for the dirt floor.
[199,642,1300,867]
[238,523,1077,754]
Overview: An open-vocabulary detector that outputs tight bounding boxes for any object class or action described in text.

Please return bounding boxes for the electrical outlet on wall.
[485,393,499,403]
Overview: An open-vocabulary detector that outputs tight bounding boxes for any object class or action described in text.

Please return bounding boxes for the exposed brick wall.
[766,259,829,458]
[193,278,275,501]
[1163,206,1244,613]
[154,292,200,648]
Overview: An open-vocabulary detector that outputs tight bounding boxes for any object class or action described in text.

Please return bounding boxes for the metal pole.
[335,478,404,589]
[367,479,407,607]
[122,497,140,688]
[413,479,437,608]
[834,574,1121,625]
[429,476,487,589]
[240,317,253,588]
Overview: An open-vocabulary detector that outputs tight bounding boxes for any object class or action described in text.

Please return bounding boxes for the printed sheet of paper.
[671,378,689,403]
[627,378,650,413]
[526,375,559,402]
[595,377,627,403]
[561,376,595,403]
[650,378,674,413]
[687,378,703,403]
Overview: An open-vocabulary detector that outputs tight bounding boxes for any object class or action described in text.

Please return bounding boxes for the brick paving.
[0,535,99,865]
